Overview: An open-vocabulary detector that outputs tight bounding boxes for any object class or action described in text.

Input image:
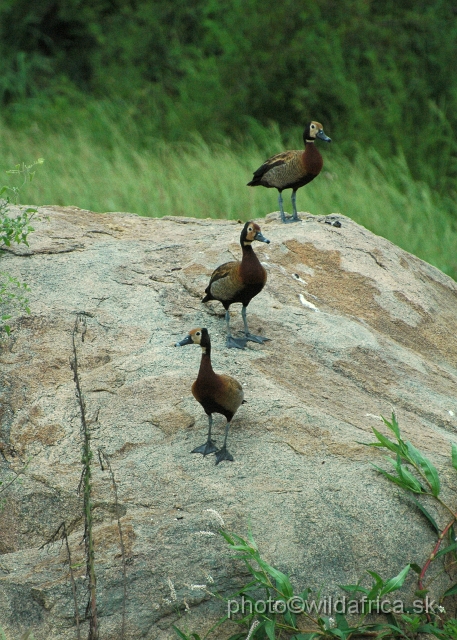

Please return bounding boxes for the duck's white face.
[245,222,261,243]
[175,327,206,348]
[309,121,324,139]
[189,328,203,345]
[243,221,269,246]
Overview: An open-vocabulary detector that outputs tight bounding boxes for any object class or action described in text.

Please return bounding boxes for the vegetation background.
[0,0,457,277]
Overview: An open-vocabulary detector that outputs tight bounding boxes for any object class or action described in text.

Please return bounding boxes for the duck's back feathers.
[247,151,296,184]
[247,145,323,191]
[202,261,241,305]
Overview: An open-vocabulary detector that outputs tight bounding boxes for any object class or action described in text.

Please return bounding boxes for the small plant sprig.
[368,414,457,615]
[0,158,43,249]
[98,448,127,640]
[0,158,44,336]
[71,314,99,640]
[174,414,457,640]
[0,272,30,335]
[173,528,430,640]
[41,522,81,640]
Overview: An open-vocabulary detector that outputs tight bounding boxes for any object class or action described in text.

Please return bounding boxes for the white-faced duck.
[202,221,270,349]
[247,121,331,223]
[175,328,245,464]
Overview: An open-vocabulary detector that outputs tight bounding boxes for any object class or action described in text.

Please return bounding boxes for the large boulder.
[1,206,457,639]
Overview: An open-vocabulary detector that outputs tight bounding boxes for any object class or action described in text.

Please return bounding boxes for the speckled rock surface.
[1,206,457,638]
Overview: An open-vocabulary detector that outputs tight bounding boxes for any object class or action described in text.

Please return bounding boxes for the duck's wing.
[207,261,238,286]
[202,260,242,302]
[217,374,244,412]
[249,150,301,182]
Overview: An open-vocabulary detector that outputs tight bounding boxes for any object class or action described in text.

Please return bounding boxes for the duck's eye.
[248,226,253,231]
[196,331,201,336]
[311,124,316,129]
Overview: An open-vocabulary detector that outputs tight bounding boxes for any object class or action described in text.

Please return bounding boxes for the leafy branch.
[368,414,457,608]
[0,158,44,335]
[174,528,422,640]
[0,158,44,249]
[71,313,99,640]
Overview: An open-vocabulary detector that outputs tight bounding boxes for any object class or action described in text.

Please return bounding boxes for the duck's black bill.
[317,130,331,142]
[255,232,270,244]
[175,335,193,347]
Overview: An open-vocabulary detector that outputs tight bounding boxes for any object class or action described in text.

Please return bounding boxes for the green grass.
[1,115,456,279]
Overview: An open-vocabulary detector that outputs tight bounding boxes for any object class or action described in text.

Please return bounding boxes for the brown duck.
[202,221,270,349]
[175,327,245,464]
[247,121,331,223]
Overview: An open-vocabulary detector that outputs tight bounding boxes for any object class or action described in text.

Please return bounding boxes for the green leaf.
[383,413,400,438]
[366,570,384,600]
[442,582,457,598]
[380,564,410,596]
[172,626,200,640]
[410,563,423,575]
[247,527,258,550]
[452,444,457,472]
[284,609,297,628]
[366,570,383,586]
[243,561,271,587]
[371,428,400,454]
[335,612,349,630]
[433,541,457,560]
[265,618,276,640]
[226,579,259,599]
[339,584,369,595]
[417,624,448,639]
[290,634,321,640]
[298,587,312,601]
[395,458,424,493]
[256,558,293,597]
[220,530,243,547]
[408,496,440,533]
[372,465,410,489]
[406,442,440,495]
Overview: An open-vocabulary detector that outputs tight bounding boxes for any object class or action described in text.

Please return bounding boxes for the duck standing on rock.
[175,328,245,464]
[202,221,270,349]
[247,121,331,223]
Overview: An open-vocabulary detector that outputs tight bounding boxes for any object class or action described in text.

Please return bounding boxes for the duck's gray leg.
[215,421,234,464]
[278,191,287,223]
[242,306,270,344]
[225,309,247,349]
[288,190,300,222]
[191,414,218,455]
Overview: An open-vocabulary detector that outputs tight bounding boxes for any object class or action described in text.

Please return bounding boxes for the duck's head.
[175,327,210,350]
[304,121,331,143]
[241,221,270,246]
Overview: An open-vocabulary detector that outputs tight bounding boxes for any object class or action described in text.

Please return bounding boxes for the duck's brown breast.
[303,143,323,176]
[239,247,266,285]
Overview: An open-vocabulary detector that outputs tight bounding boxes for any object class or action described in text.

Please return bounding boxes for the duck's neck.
[240,241,263,281]
[241,242,257,259]
[198,345,214,378]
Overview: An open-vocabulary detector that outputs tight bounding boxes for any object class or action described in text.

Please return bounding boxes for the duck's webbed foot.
[226,335,248,349]
[244,333,271,344]
[191,440,218,456]
[215,445,234,465]
[282,214,301,223]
